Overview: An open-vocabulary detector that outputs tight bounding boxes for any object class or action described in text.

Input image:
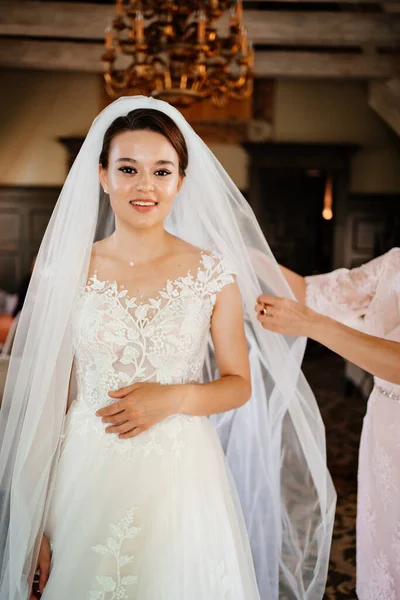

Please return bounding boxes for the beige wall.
[0,71,399,194]
[350,143,400,194]
[0,69,100,185]
[209,81,400,193]
[275,80,400,194]
[208,143,249,191]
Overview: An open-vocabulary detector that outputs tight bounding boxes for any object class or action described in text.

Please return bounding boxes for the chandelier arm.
[102,0,254,107]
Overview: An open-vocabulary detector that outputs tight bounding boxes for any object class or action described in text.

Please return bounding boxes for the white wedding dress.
[41,251,260,600]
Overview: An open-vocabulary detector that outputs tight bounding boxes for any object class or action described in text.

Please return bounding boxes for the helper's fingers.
[257,293,275,306]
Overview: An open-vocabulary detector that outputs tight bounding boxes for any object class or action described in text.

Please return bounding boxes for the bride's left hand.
[96,383,182,439]
[255,293,317,337]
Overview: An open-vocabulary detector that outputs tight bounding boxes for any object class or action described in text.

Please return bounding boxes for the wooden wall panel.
[0,187,60,292]
[343,194,400,267]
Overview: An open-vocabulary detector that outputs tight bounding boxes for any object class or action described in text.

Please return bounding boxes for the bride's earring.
[103,188,109,194]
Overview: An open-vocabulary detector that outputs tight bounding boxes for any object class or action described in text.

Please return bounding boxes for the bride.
[0,97,335,600]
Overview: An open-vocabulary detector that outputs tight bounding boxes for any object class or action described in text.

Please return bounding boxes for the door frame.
[242,142,358,269]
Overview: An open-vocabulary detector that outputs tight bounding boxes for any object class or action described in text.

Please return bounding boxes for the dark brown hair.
[99,108,188,176]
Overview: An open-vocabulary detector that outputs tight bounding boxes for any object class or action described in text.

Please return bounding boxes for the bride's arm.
[179,281,252,416]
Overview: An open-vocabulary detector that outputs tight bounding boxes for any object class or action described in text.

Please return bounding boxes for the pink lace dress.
[305,248,400,600]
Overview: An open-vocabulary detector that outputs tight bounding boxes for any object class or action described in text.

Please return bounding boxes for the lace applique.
[63,407,197,463]
[359,493,377,539]
[63,251,234,459]
[305,248,400,328]
[390,419,400,448]
[372,443,398,511]
[392,521,400,574]
[72,251,235,410]
[365,550,396,600]
[90,507,140,600]
[85,251,234,323]
[305,266,377,318]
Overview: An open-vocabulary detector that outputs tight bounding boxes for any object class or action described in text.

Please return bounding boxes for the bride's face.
[99,129,184,230]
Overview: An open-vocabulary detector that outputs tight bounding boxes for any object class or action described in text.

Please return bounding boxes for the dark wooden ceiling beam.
[233,10,400,46]
[0,2,111,40]
[1,2,400,47]
[246,0,380,3]
[255,49,398,78]
[0,38,396,79]
[383,2,400,12]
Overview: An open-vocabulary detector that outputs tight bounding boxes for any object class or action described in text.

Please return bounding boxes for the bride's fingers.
[105,420,132,434]
[118,426,143,440]
[96,404,126,418]
[108,382,139,399]
[102,412,127,425]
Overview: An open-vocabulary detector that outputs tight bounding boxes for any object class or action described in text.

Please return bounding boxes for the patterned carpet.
[303,346,366,600]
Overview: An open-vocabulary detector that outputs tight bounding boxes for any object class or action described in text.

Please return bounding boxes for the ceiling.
[22,0,398,8]
[0,0,399,78]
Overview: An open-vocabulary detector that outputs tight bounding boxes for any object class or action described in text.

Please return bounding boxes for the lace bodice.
[72,252,234,410]
[305,248,400,391]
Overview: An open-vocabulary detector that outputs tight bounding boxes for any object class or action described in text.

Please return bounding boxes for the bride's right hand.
[30,533,51,599]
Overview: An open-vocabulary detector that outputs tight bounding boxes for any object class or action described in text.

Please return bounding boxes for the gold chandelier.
[102,0,254,108]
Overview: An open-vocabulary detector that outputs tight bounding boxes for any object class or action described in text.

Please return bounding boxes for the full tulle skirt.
[42,401,260,600]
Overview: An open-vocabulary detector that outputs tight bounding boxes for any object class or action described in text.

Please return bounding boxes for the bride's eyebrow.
[155,160,175,167]
[115,158,175,167]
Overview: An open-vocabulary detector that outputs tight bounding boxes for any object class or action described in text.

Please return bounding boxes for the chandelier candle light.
[102,0,254,108]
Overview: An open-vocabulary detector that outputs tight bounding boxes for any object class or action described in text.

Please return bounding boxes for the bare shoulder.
[169,240,236,280]
[168,236,202,256]
[88,238,113,274]
[168,236,226,262]
[166,235,211,267]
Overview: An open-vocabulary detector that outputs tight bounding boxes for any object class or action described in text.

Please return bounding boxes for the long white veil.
[0,96,335,600]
